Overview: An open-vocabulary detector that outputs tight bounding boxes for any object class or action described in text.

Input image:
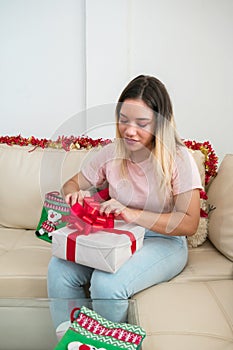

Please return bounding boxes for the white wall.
[85,0,130,140]
[129,0,233,162]
[0,0,86,138]
[0,0,232,162]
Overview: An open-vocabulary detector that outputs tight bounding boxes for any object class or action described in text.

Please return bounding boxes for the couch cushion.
[207,154,233,261]
[135,280,233,350]
[0,144,96,229]
[0,227,51,297]
[172,239,233,283]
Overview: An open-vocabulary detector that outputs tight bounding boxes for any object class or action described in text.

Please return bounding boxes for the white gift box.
[52,221,145,273]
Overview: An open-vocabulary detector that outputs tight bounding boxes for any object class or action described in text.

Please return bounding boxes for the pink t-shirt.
[82,143,202,213]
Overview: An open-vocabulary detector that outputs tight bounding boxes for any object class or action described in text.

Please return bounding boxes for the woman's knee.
[48,257,64,283]
[47,257,75,294]
[47,257,92,295]
[90,271,128,299]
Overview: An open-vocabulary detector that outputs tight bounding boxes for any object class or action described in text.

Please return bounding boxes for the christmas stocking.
[54,306,146,350]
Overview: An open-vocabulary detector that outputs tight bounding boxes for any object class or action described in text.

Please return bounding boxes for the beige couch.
[0,143,232,350]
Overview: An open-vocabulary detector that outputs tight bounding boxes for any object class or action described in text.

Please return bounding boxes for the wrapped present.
[52,221,145,273]
[54,306,146,350]
[51,190,145,272]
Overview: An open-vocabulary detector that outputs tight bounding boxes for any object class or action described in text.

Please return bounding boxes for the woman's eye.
[119,118,128,124]
[137,123,148,128]
[119,118,149,128]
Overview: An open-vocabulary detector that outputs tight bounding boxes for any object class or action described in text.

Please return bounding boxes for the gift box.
[52,221,145,273]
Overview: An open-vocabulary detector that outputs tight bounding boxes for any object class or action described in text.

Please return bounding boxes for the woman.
[48,75,202,323]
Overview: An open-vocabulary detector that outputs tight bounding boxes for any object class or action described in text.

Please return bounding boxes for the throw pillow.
[207,154,233,261]
[187,191,208,248]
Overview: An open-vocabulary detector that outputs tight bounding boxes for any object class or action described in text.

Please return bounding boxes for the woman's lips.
[124,138,139,145]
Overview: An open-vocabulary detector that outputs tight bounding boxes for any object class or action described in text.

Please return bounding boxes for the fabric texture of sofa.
[0,142,232,350]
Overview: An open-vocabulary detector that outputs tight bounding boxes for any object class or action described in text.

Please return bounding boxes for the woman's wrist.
[122,207,142,224]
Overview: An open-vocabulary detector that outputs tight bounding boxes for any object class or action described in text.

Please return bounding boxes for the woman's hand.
[99,198,140,223]
[65,190,91,207]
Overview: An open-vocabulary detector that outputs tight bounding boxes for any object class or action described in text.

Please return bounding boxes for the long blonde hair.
[115,75,184,189]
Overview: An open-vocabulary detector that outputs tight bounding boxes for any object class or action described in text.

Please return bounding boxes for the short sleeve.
[172,146,203,195]
[81,143,114,187]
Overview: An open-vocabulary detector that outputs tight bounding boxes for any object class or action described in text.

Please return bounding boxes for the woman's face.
[118,98,155,152]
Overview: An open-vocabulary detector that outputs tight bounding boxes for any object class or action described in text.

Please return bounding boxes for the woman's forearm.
[123,189,200,236]
[99,190,200,236]
[62,178,79,197]
[61,172,94,206]
[123,207,199,237]
[62,172,92,196]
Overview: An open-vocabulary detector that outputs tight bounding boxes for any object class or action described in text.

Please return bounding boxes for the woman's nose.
[125,123,137,136]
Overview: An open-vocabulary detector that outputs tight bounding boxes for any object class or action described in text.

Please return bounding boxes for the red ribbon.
[64,192,136,262]
[68,197,114,234]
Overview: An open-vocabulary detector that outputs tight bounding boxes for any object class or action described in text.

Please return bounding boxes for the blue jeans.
[47,231,188,325]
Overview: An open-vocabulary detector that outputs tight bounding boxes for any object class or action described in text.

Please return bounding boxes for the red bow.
[67,197,114,235]
[64,193,137,262]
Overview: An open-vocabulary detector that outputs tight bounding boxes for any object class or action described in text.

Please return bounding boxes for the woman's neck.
[129,147,152,163]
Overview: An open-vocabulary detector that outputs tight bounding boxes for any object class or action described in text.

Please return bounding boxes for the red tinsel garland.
[184,140,218,186]
[0,134,111,151]
[184,140,218,219]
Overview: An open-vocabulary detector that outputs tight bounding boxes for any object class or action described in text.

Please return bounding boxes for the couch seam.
[0,275,47,279]
[205,281,233,335]
[0,246,50,250]
[146,330,233,342]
